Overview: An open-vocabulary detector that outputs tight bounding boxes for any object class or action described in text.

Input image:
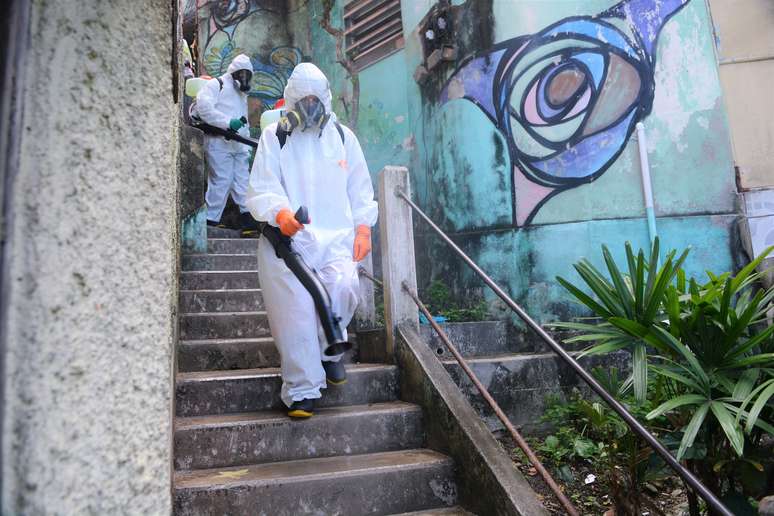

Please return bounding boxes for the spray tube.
[260,206,352,357]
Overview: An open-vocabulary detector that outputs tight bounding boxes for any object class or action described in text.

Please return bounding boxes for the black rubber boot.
[322,360,347,385]
[240,211,259,238]
[207,219,228,228]
[287,398,315,419]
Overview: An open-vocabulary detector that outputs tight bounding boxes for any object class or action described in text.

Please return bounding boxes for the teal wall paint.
[357,52,413,177]
[287,0,740,322]
[182,206,208,255]
[420,214,736,323]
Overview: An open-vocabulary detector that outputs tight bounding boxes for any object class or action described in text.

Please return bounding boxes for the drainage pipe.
[636,122,658,244]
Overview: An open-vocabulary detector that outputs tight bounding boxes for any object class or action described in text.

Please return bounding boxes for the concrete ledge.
[420,321,508,358]
[397,325,548,516]
[444,351,630,433]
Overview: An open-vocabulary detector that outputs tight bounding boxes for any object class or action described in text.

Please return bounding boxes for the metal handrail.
[358,267,578,513]
[395,189,733,516]
[402,282,580,516]
[358,265,578,513]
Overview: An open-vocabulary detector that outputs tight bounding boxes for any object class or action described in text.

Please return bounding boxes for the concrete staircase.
[173,227,473,515]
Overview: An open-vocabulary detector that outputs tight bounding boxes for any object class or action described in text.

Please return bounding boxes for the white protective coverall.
[195,54,253,222]
[246,63,378,407]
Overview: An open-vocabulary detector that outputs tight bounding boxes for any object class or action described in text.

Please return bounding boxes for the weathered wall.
[707,0,774,285]
[709,0,774,191]
[296,0,740,323]
[2,1,178,513]
[194,0,302,135]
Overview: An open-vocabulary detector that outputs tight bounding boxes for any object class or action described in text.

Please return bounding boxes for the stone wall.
[2,1,179,513]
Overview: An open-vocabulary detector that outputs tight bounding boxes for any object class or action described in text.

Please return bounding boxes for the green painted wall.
[291,0,740,322]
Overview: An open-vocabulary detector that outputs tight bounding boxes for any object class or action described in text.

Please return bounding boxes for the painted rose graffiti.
[441,0,690,226]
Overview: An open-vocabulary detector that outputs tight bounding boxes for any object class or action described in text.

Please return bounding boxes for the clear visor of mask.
[296,96,326,129]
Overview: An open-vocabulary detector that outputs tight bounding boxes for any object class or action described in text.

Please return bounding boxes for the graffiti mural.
[196,0,301,110]
[441,0,691,226]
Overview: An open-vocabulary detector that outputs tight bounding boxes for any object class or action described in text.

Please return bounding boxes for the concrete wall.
[709,0,774,191]
[2,1,179,513]
[294,0,740,323]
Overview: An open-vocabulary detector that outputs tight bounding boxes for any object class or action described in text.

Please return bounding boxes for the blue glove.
[229,118,244,131]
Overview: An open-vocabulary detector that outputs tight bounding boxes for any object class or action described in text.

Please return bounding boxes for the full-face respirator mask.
[278,95,331,136]
[231,69,253,93]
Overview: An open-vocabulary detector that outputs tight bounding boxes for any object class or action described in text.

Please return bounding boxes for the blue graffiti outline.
[440,0,691,226]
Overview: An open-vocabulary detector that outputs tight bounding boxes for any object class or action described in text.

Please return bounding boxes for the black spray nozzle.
[239,116,248,125]
[324,340,353,357]
[294,206,310,224]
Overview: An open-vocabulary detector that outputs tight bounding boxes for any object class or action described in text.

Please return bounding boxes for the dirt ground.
[496,434,690,515]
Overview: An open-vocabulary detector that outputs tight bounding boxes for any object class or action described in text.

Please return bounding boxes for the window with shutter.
[344,0,404,71]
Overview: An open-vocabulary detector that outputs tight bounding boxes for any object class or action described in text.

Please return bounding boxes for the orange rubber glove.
[276,208,304,237]
[353,224,371,262]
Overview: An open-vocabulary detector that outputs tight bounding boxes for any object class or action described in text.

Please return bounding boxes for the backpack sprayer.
[193,117,258,149]
[260,206,352,357]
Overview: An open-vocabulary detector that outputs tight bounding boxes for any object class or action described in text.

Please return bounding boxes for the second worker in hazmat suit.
[195,53,259,236]
[246,63,378,418]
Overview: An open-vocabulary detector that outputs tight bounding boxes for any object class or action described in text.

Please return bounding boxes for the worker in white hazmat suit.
[246,63,378,418]
[194,53,258,235]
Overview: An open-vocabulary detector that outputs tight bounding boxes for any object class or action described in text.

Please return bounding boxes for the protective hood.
[283,63,333,113]
[227,54,253,74]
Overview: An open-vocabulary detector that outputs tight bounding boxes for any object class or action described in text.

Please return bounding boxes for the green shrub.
[425,279,488,322]
[553,239,774,513]
[539,368,671,515]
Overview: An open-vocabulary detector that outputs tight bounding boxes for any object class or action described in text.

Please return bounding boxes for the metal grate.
[344,0,404,70]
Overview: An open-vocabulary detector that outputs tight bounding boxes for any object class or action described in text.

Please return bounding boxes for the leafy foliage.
[540,368,672,515]
[554,238,688,402]
[553,238,774,511]
[424,279,488,322]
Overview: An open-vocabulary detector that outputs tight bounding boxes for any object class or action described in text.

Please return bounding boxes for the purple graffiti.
[441,0,690,226]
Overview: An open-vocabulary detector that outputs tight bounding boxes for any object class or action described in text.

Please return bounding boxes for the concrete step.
[206,226,241,238]
[442,351,629,432]
[391,507,475,515]
[174,401,424,470]
[180,270,259,290]
[179,289,264,313]
[182,254,257,271]
[178,337,279,372]
[176,363,399,416]
[178,337,359,372]
[420,321,508,358]
[174,449,457,516]
[208,237,257,254]
[179,311,270,340]
[512,328,589,353]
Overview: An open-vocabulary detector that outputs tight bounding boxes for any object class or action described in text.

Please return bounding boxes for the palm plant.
[554,239,774,510]
[553,238,689,402]
[645,259,774,460]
